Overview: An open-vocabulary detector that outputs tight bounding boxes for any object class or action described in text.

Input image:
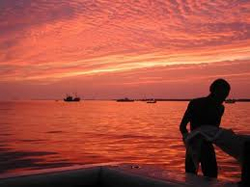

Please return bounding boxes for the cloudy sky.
[1,0,250,99]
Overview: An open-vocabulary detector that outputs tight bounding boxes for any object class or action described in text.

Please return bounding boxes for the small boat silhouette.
[146,99,157,103]
[64,94,81,102]
[116,98,134,102]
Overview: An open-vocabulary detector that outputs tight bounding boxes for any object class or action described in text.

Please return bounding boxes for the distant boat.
[116,98,134,102]
[225,99,236,104]
[146,99,157,103]
[64,94,81,102]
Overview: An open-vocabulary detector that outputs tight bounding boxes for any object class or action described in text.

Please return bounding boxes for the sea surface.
[0,100,250,182]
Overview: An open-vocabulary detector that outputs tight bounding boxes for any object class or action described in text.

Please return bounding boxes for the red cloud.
[1,0,250,99]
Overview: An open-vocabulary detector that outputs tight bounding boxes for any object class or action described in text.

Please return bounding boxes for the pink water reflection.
[0,101,250,182]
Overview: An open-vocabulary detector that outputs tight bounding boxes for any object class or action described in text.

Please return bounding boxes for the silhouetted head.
[209,79,231,104]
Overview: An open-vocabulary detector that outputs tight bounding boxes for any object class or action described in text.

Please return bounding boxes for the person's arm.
[216,105,225,127]
[179,101,192,139]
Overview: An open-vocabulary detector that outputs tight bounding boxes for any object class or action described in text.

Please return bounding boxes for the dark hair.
[210,79,231,93]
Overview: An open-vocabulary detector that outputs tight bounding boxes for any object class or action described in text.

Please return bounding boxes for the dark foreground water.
[0,100,250,182]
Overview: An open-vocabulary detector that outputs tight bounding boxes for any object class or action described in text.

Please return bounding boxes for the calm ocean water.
[0,100,250,182]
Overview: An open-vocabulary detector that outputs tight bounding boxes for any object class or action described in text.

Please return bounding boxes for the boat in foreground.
[0,163,240,187]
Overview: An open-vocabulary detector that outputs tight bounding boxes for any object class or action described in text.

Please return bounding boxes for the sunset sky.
[1,0,250,99]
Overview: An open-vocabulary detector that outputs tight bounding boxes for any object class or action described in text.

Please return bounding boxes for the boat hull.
[63,99,81,102]
[0,164,237,187]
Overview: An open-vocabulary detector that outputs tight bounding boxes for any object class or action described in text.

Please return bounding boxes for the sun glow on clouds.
[1,0,250,98]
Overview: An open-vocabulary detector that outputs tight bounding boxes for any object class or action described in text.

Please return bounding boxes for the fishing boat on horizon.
[64,94,81,102]
[116,98,134,102]
[146,99,157,103]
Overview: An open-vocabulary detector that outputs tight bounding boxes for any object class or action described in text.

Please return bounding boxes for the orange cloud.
[1,0,250,99]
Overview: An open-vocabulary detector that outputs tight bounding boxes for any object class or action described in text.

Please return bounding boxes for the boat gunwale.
[0,162,121,180]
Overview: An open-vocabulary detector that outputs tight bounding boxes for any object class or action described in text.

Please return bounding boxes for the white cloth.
[184,125,249,169]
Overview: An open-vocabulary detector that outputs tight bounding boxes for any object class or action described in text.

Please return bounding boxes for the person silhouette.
[179,79,231,178]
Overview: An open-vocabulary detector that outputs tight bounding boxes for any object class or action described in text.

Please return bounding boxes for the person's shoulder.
[187,97,206,109]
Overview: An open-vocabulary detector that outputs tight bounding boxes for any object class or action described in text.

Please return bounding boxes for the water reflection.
[0,100,249,182]
[0,142,77,173]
